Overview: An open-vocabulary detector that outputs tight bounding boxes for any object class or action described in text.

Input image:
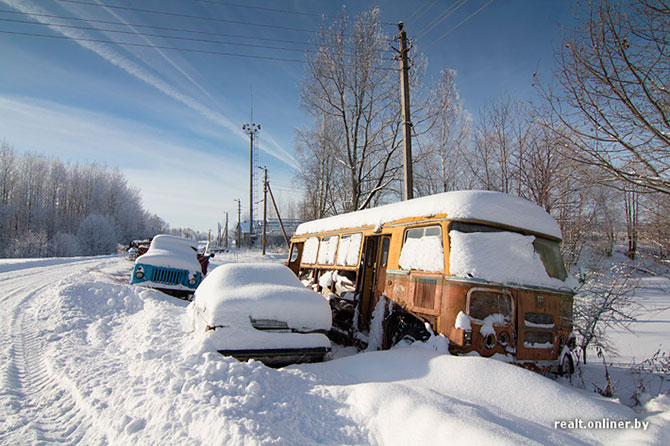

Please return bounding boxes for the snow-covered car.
[130,235,203,298]
[190,263,332,367]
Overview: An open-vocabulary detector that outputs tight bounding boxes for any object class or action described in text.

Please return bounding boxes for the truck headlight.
[135,271,144,279]
[188,277,197,286]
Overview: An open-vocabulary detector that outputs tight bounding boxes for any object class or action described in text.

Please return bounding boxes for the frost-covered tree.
[51,232,81,257]
[77,214,119,255]
[299,9,404,214]
[9,230,49,258]
[414,67,472,196]
[0,144,164,257]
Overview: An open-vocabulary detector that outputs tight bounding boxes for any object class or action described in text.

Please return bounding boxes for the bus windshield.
[449,222,568,284]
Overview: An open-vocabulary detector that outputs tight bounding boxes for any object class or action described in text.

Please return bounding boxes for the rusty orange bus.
[287,190,576,374]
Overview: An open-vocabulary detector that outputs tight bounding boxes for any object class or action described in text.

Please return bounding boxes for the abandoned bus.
[287,190,577,374]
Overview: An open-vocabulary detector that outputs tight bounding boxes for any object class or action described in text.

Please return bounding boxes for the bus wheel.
[386,313,430,348]
[558,353,574,377]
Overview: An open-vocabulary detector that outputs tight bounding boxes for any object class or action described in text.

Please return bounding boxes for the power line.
[0,29,306,62]
[0,17,391,58]
[53,0,319,33]
[0,8,392,56]
[191,0,333,19]
[0,8,311,46]
[0,17,312,53]
[414,0,469,42]
[193,0,397,26]
[422,0,495,50]
[406,0,439,26]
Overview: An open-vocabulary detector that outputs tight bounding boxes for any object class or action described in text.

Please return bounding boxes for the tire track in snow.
[0,257,117,445]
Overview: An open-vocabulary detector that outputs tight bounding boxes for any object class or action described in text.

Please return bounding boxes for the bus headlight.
[483,333,497,349]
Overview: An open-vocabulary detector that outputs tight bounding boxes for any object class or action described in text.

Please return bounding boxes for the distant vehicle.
[190,263,332,367]
[130,235,204,299]
[127,239,150,261]
[287,190,577,375]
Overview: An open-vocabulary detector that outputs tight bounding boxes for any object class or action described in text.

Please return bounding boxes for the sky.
[0,0,578,233]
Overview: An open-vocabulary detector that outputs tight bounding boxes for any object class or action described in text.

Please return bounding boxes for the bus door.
[357,234,391,331]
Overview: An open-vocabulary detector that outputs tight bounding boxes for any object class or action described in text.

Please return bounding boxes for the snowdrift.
[1,256,668,445]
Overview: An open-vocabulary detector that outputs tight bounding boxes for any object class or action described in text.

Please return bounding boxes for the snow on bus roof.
[295,190,562,239]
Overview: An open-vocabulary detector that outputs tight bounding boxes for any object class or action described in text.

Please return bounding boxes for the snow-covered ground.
[608,275,670,364]
[1,250,669,445]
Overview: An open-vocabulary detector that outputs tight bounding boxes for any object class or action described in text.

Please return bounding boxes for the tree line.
[295,0,669,264]
[0,142,167,257]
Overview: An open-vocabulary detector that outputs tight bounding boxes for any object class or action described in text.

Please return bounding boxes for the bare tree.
[413,67,471,195]
[543,0,670,194]
[465,96,525,194]
[299,9,403,214]
[641,192,670,257]
[623,185,640,259]
[573,264,641,364]
[592,185,618,257]
[295,122,339,220]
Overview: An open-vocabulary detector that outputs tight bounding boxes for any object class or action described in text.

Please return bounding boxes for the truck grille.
[150,268,184,285]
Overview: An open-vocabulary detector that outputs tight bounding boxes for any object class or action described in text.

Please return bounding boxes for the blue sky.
[0,0,577,232]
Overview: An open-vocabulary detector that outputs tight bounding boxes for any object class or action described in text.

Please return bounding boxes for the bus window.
[302,237,319,264]
[336,233,362,267]
[467,289,513,323]
[289,244,300,263]
[380,237,390,268]
[317,236,339,265]
[399,225,444,272]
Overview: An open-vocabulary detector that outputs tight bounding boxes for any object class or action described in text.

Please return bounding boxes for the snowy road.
[1,254,669,445]
[1,257,118,444]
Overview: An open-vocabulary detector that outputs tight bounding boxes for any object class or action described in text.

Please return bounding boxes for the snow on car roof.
[150,234,198,250]
[193,263,331,331]
[135,234,200,271]
[295,190,562,240]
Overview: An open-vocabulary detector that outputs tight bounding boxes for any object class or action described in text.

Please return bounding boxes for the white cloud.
[0,95,252,231]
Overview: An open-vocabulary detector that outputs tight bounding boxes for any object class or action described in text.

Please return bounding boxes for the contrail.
[1,0,300,169]
[87,0,224,113]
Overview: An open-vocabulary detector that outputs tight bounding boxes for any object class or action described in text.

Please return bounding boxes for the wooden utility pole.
[398,22,414,200]
[234,199,241,249]
[259,166,268,255]
[267,183,290,249]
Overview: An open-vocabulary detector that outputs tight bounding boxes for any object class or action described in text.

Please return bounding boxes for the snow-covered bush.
[631,349,670,406]
[573,264,640,364]
[77,214,120,255]
[8,230,49,258]
[50,232,81,257]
